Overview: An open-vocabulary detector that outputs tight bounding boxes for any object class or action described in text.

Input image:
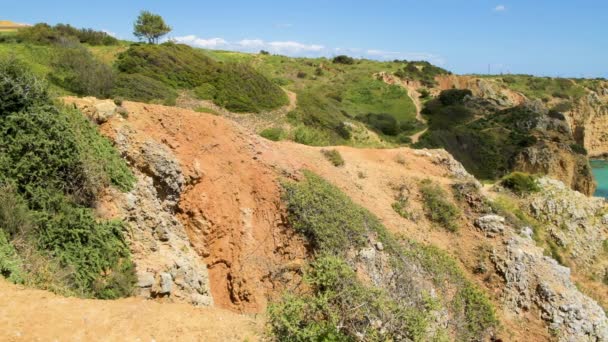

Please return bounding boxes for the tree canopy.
[133,11,171,44]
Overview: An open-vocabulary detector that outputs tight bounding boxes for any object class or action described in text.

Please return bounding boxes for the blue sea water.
[591,159,608,198]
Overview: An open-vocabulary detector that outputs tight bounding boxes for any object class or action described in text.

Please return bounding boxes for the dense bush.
[292,125,331,146]
[115,43,287,112]
[0,58,48,114]
[213,63,288,112]
[260,127,285,141]
[332,55,355,65]
[51,46,114,98]
[0,60,135,298]
[439,88,473,105]
[570,143,588,155]
[282,171,374,254]
[419,179,460,232]
[112,73,177,104]
[15,23,118,46]
[500,172,540,195]
[394,61,450,87]
[0,230,25,284]
[357,113,400,135]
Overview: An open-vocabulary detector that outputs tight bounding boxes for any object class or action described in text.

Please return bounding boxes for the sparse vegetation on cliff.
[273,171,497,341]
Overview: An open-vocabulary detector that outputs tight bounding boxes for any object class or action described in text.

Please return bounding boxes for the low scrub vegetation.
[416,90,546,180]
[114,43,287,112]
[419,179,460,232]
[500,172,540,195]
[51,46,114,98]
[321,149,345,167]
[0,59,135,298]
[12,23,118,46]
[394,60,450,87]
[272,171,497,340]
[332,55,355,65]
[260,127,285,141]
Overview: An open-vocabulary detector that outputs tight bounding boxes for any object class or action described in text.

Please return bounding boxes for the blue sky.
[3,0,607,77]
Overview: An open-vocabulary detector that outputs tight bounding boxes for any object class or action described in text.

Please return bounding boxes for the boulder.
[159,272,173,294]
[474,215,505,237]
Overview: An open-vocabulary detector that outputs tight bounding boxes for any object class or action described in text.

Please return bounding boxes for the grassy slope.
[0,39,419,146]
[205,50,418,145]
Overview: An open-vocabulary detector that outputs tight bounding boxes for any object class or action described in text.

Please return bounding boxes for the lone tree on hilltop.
[133,11,171,44]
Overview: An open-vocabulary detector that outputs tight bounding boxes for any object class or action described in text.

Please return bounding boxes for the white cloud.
[102,29,117,38]
[238,39,265,48]
[174,35,228,48]
[172,35,444,64]
[493,4,506,11]
[366,49,446,65]
[267,41,325,53]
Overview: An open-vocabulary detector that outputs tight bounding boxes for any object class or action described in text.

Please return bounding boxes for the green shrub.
[51,46,114,98]
[439,89,472,106]
[0,58,48,115]
[115,43,287,112]
[282,171,383,254]
[213,63,288,112]
[419,88,431,98]
[570,143,588,155]
[0,59,135,298]
[293,125,330,146]
[0,230,25,284]
[260,127,285,141]
[321,149,344,167]
[357,113,400,135]
[0,185,32,238]
[278,172,497,340]
[500,172,540,195]
[392,199,411,219]
[193,83,217,100]
[112,73,177,104]
[16,23,118,46]
[268,255,431,342]
[332,55,355,65]
[34,195,135,298]
[394,61,449,86]
[419,180,460,232]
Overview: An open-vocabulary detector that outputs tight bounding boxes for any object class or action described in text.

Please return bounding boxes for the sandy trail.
[0,279,262,342]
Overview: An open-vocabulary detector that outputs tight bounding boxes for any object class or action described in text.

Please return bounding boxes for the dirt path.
[176,88,297,133]
[0,279,262,342]
[375,72,428,143]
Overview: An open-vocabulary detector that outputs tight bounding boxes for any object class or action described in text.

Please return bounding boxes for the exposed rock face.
[513,141,596,196]
[563,89,608,157]
[102,126,213,306]
[492,236,608,341]
[510,102,596,195]
[525,178,607,275]
[475,215,506,237]
[70,96,118,124]
[435,75,527,107]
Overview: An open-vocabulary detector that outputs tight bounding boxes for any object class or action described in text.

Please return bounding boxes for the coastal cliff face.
[564,89,608,157]
[413,76,598,195]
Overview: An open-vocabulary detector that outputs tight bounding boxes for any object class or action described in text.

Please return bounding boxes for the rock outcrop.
[563,87,608,157]
[492,236,608,341]
[103,126,213,306]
